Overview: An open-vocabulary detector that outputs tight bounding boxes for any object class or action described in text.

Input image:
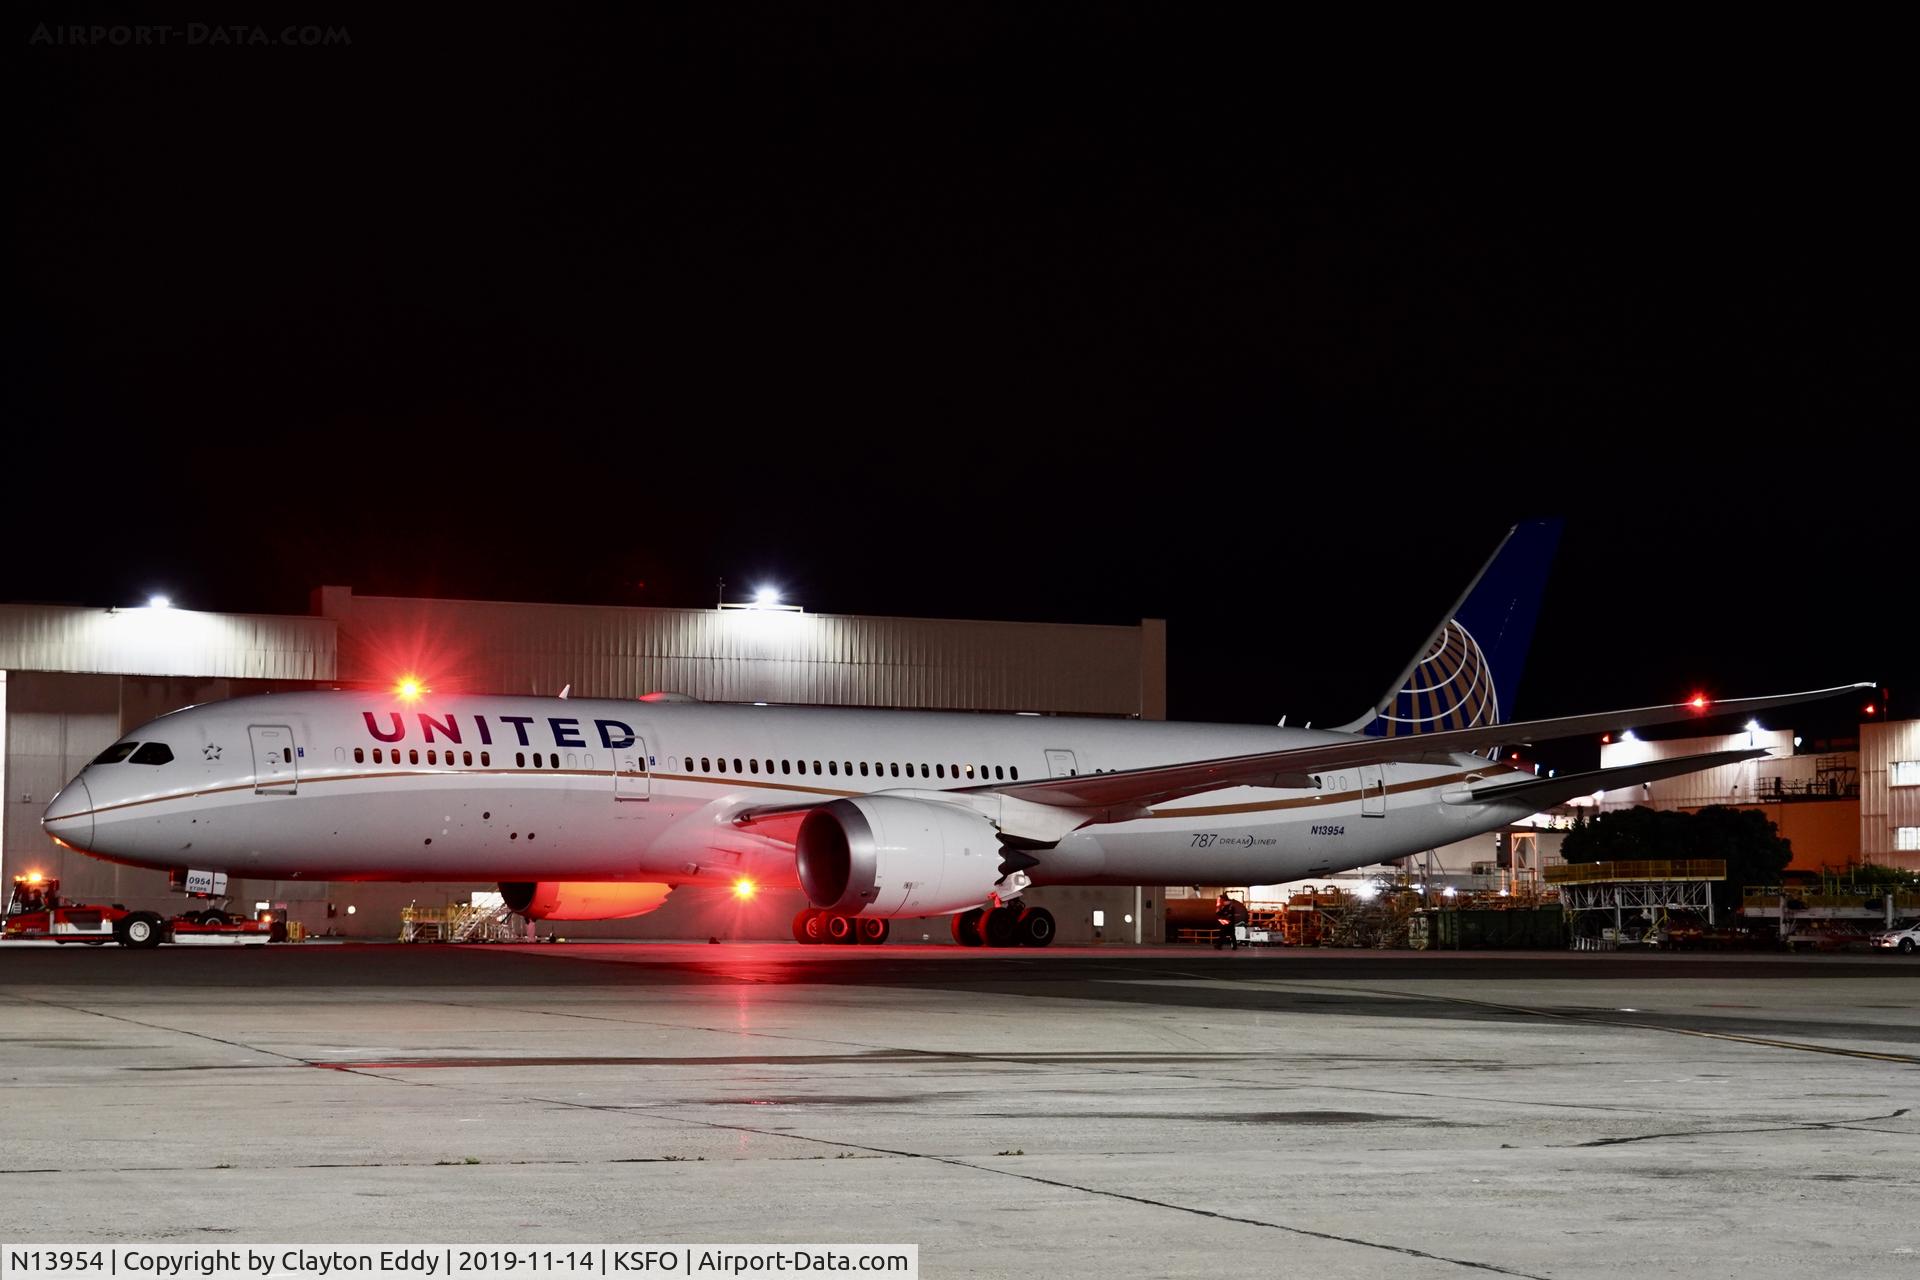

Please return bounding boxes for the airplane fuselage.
[43,692,1535,896]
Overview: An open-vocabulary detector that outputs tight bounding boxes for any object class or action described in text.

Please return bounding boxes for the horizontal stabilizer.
[1445,748,1772,811]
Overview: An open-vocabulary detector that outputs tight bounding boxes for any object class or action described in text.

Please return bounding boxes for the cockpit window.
[93,742,139,765]
[129,742,174,766]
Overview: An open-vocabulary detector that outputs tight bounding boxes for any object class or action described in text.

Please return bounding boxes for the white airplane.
[40,522,1866,946]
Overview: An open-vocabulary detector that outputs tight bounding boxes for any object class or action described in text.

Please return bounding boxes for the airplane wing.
[731,682,1864,832]
[987,683,1866,811]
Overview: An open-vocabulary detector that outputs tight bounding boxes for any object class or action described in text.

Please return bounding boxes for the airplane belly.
[1037,794,1472,886]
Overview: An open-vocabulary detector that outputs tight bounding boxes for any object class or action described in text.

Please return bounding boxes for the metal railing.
[1545,859,1727,884]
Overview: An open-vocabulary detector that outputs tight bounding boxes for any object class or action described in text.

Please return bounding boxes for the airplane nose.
[43,776,95,850]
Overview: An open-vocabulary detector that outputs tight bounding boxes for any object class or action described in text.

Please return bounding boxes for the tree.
[1562,806,1793,914]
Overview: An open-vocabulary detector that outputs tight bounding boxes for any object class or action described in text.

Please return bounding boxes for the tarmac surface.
[2,943,1917,1278]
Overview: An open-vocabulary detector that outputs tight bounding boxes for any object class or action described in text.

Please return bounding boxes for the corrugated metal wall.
[1861,720,1920,861]
[318,587,1159,716]
[0,604,335,681]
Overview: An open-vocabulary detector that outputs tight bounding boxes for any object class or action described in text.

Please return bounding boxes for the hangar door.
[249,724,299,795]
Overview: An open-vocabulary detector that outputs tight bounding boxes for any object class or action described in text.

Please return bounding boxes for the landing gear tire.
[1015,907,1056,948]
[117,912,165,949]
[952,909,985,946]
[792,908,824,944]
[981,906,1020,948]
[825,913,860,945]
[857,917,890,945]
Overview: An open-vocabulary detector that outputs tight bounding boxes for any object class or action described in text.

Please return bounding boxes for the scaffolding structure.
[1545,859,1725,947]
[398,900,521,943]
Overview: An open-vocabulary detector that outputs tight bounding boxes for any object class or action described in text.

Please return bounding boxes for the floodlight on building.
[754,586,781,606]
[1745,719,1761,732]
[1793,736,1803,748]
[147,595,171,609]
[1620,729,1637,742]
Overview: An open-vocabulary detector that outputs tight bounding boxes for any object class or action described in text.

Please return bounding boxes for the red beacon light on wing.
[1687,693,1710,712]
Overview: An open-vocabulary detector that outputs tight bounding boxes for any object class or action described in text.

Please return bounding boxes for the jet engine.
[499,881,673,921]
[795,796,1004,918]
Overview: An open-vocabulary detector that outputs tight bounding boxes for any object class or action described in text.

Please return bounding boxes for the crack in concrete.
[1570,1107,1913,1148]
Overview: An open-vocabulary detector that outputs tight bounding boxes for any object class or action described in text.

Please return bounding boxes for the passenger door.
[249,724,299,795]
[614,738,650,800]
[1044,748,1080,778]
[1360,764,1386,817]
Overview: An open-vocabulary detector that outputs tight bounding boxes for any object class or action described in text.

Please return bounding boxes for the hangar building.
[1,591,1168,942]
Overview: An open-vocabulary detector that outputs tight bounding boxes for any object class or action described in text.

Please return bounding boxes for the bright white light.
[1620,729,1637,742]
[1092,909,1105,927]
[1354,882,1379,900]
[147,595,171,609]
[1442,887,1458,898]
[346,905,356,915]
[754,586,781,606]
[1794,736,1803,748]
[1745,719,1761,732]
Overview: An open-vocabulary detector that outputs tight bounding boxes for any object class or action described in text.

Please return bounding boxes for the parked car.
[1870,923,1920,954]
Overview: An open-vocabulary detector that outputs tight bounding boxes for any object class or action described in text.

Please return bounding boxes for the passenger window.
[995,765,1004,779]
[920,764,929,778]
[1010,766,1019,780]
[92,742,140,765]
[702,757,711,772]
[568,753,579,769]
[354,747,365,764]
[408,750,420,765]
[463,751,473,766]
[749,758,759,774]
[373,748,384,764]
[732,758,742,773]
[480,751,490,766]
[859,762,869,776]
[936,764,945,778]
[550,753,559,769]
[890,763,900,777]
[829,761,838,775]
[516,752,526,767]
[717,757,727,773]
[813,760,823,774]
[130,742,174,766]
[427,750,437,765]
[781,760,790,775]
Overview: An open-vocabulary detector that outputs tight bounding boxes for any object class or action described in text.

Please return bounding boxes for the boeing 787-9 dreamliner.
[41,521,1866,945]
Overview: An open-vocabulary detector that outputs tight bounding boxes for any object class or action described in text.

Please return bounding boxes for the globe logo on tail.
[1375,619,1497,737]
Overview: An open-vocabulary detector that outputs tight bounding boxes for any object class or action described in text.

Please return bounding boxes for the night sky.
[11,14,1910,749]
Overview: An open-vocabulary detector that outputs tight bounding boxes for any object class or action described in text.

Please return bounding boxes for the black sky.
[9,12,1913,745]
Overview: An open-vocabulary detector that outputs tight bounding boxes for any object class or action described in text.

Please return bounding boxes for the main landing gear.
[792,908,890,945]
[951,902,1055,948]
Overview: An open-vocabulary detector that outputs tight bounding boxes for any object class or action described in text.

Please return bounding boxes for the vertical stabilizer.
[1336,520,1562,736]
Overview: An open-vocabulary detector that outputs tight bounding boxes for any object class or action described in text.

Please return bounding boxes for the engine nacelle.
[796,796,1003,918]
[498,881,673,921]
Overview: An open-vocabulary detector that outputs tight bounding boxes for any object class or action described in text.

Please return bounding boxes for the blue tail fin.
[1337,520,1562,737]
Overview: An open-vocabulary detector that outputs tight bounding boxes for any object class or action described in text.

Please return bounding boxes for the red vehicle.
[3,873,269,948]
